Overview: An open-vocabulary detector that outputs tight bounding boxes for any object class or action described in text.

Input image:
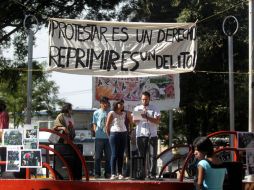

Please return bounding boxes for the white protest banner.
[48,18,197,77]
[92,74,179,111]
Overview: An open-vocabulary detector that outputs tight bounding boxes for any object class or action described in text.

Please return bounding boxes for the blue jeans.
[94,138,111,177]
[109,132,127,175]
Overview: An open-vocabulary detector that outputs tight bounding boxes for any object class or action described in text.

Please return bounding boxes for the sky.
[3,27,93,109]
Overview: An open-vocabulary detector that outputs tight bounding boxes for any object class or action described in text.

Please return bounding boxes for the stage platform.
[0,178,194,190]
[17,130,252,190]
[0,178,253,190]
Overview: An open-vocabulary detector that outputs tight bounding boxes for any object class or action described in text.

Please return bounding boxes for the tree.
[117,0,249,144]
[175,0,249,142]
[0,58,64,127]
[0,0,250,141]
[0,0,127,121]
[0,0,124,126]
[0,0,124,45]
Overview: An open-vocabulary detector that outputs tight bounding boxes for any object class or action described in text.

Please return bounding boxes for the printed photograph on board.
[246,149,254,175]
[23,126,39,149]
[6,148,20,172]
[23,139,38,149]
[237,132,254,149]
[3,129,23,146]
[20,150,42,168]
[74,130,92,143]
[24,128,38,139]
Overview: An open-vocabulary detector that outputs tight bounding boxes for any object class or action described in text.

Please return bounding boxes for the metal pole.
[168,110,173,172]
[249,0,254,132]
[23,15,38,124]
[222,16,238,133]
[222,16,238,157]
[26,30,33,124]
[168,110,173,147]
[228,36,235,132]
[228,35,235,160]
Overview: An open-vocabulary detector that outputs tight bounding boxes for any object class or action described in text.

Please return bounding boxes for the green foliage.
[0,0,125,126]
[158,111,169,145]
[0,58,63,127]
[13,33,27,62]
[0,0,123,44]
[0,0,250,143]
[118,0,249,145]
[178,0,248,143]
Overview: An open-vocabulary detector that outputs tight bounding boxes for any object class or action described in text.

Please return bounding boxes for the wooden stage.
[0,178,253,190]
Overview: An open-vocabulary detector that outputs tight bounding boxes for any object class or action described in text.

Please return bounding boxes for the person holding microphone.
[133,91,161,179]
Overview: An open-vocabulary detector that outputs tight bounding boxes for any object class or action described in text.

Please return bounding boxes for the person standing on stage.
[133,91,161,179]
[106,99,132,180]
[92,96,111,179]
[52,102,76,143]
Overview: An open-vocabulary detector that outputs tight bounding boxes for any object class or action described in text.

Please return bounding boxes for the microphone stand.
[144,109,151,179]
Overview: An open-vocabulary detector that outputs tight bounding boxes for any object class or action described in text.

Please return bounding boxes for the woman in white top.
[106,99,132,180]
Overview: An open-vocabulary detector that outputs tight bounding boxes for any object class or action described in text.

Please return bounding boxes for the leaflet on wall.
[20,149,42,168]
[82,141,95,156]
[237,132,254,149]
[3,129,23,147]
[74,130,92,143]
[6,147,21,172]
[23,125,39,149]
[246,149,254,175]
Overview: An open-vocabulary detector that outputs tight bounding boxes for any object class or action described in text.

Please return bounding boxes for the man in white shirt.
[133,91,160,179]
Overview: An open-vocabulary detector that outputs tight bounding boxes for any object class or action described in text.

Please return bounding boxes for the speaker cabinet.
[131,156,145,180]
[54,144,83,180]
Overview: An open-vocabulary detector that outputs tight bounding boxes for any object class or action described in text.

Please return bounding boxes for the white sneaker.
[110,175,118,180]
[118,174,124,180]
